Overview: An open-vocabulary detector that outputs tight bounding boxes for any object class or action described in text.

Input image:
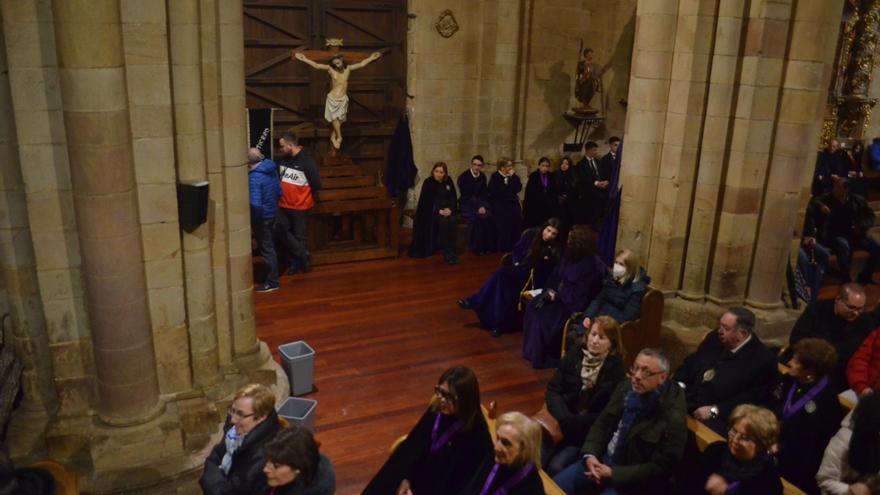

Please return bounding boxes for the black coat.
[545,352,625,444]
[555,169,578,230]
[573,156,611,224]
[583,270,651,324]
[362,407,493,495]
[460,459,544,495]
[408,177,458,258]
[522,170,559,229]
[767,374,844,495]
[784,299,874,391]
[673,331,776,422]
[676,441,782,495]
[270,454,336,495]
[815,192,875,244]
[200,412,283,495]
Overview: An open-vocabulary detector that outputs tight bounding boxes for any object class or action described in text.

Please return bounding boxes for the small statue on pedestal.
[575,48,601,114]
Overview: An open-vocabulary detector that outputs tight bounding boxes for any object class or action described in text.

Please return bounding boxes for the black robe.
[676,441,782,495]
[767,374,844,495]
[362,407,493,495]
[522,170,559,229]
[460,459,544,495]
[672,331,776,433]
[554,169,578,234]
[408,177,458,258]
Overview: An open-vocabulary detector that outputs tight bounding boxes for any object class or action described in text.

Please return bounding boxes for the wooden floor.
[254,253,554,495]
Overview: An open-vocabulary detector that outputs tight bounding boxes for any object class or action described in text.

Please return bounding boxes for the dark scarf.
[718,448,771,486]
[604,384,662,465]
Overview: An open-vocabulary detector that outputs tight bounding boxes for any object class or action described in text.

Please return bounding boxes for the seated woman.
[767,338,843,494]
[363,366,493,495]
[677,404,782,495]
[458,218,562,337]
[574,249,650,340]
[408,162,460,264]
[200,383,283,495]
[262,426,335,495]
[523,156,559,230]
[817,393,880,495]
[488,157,523,252]
[542,316,625,476]
[521,226,606,369]
[461,412,544,495]
[457,154,496,255]
[848,326,880,398]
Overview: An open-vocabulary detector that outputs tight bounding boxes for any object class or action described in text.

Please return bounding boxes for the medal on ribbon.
[702,369,716,382]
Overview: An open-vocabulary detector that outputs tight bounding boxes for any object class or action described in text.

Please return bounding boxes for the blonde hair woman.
[462,412,544,494]
[578,248,650,335]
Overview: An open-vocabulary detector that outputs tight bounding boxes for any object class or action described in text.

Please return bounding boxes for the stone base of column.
[661,295,802,367]
[5,408,51,460]
[33,341,288,493]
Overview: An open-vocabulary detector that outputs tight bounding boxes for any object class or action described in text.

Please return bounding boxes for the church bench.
[686,417,806,495]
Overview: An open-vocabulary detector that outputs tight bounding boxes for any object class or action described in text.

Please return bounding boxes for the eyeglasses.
[728,428,756,445]
[228,407,256,420]
[434,385,457,404]
[627,365,664,379]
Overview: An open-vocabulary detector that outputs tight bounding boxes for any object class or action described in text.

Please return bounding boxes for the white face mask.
[612,262,626,279]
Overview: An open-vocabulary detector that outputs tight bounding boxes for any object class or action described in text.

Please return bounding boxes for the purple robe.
[521,254,606,369]
[457,170,496,252]
[465,228,558,332]
[488,172,523,252]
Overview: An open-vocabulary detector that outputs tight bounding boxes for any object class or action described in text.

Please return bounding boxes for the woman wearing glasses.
[363,366,493,495]
[200,383,283,495]
[767,338,843,494]
[677,404,782,494]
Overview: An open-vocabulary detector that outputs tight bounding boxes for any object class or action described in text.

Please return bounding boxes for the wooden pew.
[618,289,664,368]
[686,417,805,495]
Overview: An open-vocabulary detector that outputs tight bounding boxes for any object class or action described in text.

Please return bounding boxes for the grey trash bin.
[279,340,315,396]
[277,397,317,431]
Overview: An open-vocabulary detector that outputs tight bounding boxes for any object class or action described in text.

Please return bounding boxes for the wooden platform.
[255,253,553,494]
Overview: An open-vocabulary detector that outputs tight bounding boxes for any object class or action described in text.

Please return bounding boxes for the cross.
[290,38,375,65]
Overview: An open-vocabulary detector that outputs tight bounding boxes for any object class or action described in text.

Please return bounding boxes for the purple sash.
[429,412,464,455]
[479,462,534,495]
[727,480,741,493]
[782,376,828,420]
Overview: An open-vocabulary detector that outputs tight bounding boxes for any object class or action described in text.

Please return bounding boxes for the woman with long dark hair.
[408,162,459,264]
[458,218,563,337]
[363,366,493,495]
[817,392,880,494]
[521,226,606,369]
[523,157,559,229]
[555,156,577,240]
[488,158,523,252]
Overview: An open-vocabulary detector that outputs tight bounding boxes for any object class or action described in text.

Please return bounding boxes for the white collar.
[730,334,752,354]
[471,169,480,178]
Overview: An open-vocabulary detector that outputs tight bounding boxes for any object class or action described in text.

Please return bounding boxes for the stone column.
[51,0,161,422]
[679,0,749,300]
[645,0,716,291]
[617,0,678,258]
[168,0,220,386]
[0,12,57,455]
[746,0,844,306]
[216,0,259,360]
[706,0,792,304]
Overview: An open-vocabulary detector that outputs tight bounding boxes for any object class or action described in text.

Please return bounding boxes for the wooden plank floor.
[255,253,553,495]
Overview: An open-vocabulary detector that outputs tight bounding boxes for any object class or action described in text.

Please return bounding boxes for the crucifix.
[292,38,382,151]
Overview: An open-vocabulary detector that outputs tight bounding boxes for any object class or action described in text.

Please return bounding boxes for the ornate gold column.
[51,0,161,422]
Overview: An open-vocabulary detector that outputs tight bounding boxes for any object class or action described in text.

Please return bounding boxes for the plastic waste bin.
[277,397,317,431]
[279,340,315,396]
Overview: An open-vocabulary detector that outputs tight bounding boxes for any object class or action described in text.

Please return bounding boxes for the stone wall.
[0,1,283,492]
[405,0,636,201]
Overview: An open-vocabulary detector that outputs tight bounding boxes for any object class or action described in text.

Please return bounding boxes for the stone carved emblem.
[435,10,459,38]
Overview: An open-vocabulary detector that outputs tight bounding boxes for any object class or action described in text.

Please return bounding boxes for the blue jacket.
[249,158,281,220]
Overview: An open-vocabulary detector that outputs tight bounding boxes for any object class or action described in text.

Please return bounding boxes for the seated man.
[814,178,878,285]
[553,348,687,495]
[200,383,282,495]
[784,283,872,391]
[673,307,776,434]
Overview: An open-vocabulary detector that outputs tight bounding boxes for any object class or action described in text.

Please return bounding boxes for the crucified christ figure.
[295,50,382,150]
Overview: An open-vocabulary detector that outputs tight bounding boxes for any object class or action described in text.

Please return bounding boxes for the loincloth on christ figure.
[324,93,349,123]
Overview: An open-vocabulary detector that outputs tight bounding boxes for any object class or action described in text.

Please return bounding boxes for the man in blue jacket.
[248,147,282,293]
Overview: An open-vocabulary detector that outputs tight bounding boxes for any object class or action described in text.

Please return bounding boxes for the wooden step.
[322,176,377,189]
[311,197,393,215]
[319,186,386,202]
[320,164,380,178]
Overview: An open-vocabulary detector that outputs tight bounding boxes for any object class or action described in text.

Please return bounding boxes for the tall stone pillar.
[679,0,749,300]
[51,0,161,422]
[168,0,220,387]
[0,11,57,456]
[216,0,259,360]
[617,0,678,258]
[646,0,717,290]
[706,0,792,304]
[746,0,844,306]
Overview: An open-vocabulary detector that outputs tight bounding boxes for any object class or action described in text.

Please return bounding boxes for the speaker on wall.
[177,180,209,228]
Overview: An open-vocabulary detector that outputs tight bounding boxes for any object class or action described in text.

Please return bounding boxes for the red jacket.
[847,327,880,394]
